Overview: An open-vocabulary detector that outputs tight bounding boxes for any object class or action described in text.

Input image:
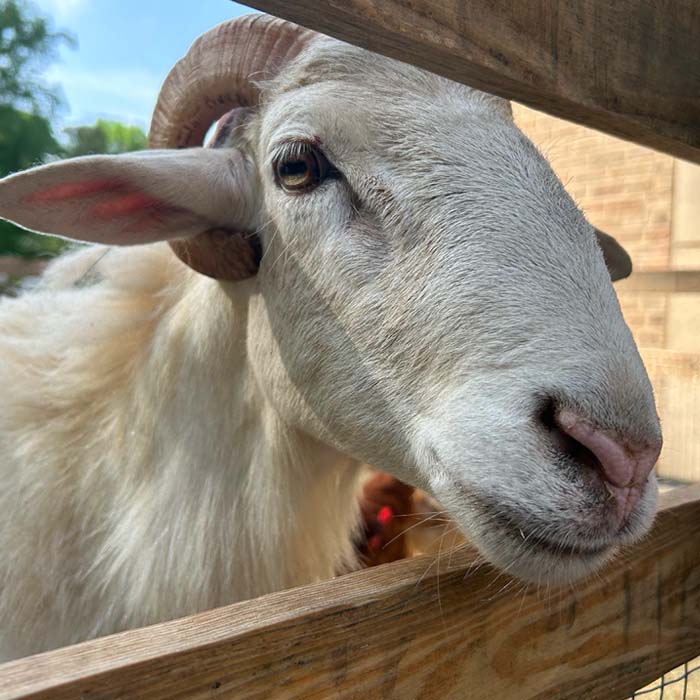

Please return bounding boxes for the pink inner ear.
[92,192,164,219]
[25,179,124,203]
[123,204,184,233]
[26,178,181,232]
[23,176,189,237]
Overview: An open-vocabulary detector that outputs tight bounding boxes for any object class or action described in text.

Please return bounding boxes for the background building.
[515,105,700,349]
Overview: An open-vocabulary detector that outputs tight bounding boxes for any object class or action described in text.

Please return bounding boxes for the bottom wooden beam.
[0,485,699,700]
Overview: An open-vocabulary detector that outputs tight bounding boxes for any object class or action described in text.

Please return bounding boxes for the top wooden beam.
[243,0,700,164]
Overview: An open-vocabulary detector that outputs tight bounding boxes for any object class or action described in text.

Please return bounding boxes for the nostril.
[538,398,602,471]
[538,397,557,431]
[555,408,661,489]
[536,401,662,529]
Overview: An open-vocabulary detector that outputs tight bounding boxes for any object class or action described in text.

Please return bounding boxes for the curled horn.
[149,15,315,280]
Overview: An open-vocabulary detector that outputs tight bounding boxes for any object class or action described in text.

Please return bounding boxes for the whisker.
[382,511,451,549]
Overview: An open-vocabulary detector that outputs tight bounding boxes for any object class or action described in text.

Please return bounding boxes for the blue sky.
[41,0,257,132]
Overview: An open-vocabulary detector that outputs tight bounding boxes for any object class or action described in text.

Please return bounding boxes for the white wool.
[0,245,362,659]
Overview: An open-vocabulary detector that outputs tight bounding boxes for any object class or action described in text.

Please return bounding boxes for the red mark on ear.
[26,179,123,203]
[25,176,186,235]
[92,192,163,220]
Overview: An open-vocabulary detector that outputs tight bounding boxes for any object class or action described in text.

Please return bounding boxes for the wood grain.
[0,485,698,700]
[617,271,700,294]
[241,0,700,164]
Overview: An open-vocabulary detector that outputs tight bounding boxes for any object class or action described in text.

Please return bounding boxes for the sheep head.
[0,14,661,585]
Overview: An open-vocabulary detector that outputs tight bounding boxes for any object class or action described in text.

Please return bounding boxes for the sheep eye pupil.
[274,144,330,193]
[281,160,309,184]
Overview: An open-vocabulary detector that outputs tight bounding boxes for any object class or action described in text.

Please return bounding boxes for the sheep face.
[0,37,662,587]
[245,41,662,584]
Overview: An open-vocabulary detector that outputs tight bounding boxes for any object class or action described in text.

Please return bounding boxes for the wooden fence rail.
[618,271,700,294]
[0,484,698,700]
[243,0,700,164]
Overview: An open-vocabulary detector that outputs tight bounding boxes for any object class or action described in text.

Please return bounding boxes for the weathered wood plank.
[242,0,700,164]
[617,271,700,294]
[0,485,698,700]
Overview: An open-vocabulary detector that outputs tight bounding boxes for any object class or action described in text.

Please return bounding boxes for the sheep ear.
[595,228,632,281]
[0,148,260,280]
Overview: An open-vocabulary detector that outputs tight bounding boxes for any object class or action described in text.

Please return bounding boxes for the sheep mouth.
[511,527,611,559]
[485,507,611,559]
[460,489,614,560]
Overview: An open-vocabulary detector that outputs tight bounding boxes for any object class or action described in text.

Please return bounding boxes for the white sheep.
[0,14,661,660]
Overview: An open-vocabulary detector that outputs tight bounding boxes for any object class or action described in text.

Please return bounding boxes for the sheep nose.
[555,409,662,528]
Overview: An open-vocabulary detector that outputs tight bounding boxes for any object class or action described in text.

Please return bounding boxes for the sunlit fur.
[0,33,661,659]
[0,244,362,660]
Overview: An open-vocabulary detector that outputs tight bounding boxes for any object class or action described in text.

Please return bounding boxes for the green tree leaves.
[0,1,147,260]
[0,1,73,258]
[65,119,148,157]
[0,103,64,256]
[0,0,74,117]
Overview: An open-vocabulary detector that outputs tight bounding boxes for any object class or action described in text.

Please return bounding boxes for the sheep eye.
[274,143,330,193]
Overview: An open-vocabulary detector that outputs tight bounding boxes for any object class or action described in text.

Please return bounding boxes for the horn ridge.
[149,14,314,149]
[148,13,315,281]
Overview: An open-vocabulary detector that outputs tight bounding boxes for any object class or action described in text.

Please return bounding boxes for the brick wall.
[614,292,668,348]
[513,105,675,273]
